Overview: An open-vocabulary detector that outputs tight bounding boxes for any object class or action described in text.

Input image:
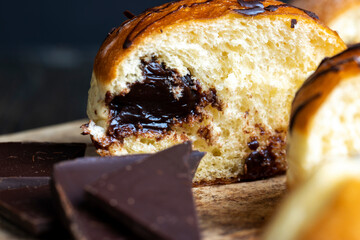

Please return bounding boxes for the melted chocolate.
[264,4,287,12]
[237,0,264,8]
[233,7,265,16]
[234,1,283,16]
[247,140,259,151]
[291,19,297,28]
[292,6,319,20]
[119,1,320,49]
[234,2,319,20]
[241,143,284,180]
[301,9,319,20]
[107,60,221,141]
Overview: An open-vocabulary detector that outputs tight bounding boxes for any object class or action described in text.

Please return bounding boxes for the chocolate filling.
[106,60,221,141]
[247,139,259,151]
[241,134,286,180]
[241,145,277,180]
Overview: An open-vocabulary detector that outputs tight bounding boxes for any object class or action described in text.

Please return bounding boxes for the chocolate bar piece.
[0,185,63,236]
[52,149,204,240]
[53,155,147,240]
[0,177,50,191]
[0,142,86,236]
[0,142,86,177]
[85,143,201,240]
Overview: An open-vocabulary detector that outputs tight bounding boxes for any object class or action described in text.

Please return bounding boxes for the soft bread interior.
[88,14,345,182]
[288,75,360,186]
[329,5,360,45]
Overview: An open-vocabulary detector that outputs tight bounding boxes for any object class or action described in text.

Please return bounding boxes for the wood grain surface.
[0,120,288,240]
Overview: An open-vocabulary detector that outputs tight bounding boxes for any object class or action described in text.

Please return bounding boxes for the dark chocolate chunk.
[0,185,64,236]
[291,19,297,28]
[107,59,221,141]
[0,177,49,191]
[52,149,204,240]
[0,142,86,177]
[85,143,200,240]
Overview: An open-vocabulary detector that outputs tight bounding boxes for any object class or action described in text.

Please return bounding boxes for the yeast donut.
[263,160,360,240]
[83,0,345,185]
[291,0,360,45]
[287,44,360,188]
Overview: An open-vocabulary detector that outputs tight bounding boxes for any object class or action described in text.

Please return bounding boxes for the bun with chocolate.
[263,160,360,240]
[287,44,360,188]
[290,0,360,45]
[83,0,346,184]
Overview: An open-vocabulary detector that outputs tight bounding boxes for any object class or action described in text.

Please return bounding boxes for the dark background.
[0,0,289,135]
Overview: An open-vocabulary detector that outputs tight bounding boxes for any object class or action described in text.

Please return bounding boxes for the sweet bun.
[287,44,360,188]
[83,0,346,184]
[290,0,360,45]
[263,160,360,240]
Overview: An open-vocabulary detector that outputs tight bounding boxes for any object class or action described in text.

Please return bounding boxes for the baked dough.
[290,0,360,45]
[287,44,360,188]
[83,0,346,184]
[263,160,360,240]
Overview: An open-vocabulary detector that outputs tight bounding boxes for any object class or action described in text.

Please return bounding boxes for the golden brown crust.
[299,179,360,240]
[290,44,360,134]
[290,0,360,24]
[94,0,333,85]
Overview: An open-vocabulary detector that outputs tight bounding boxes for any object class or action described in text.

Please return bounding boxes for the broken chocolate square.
[85,143,201,240]
[0,185,65,236]
[52,155,148,240]
[0,142,86,236]
[0,142,86,177]
[0,177,50,191]
[52,149,204,240]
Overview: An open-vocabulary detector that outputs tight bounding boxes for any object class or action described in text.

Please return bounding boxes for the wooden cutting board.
[0,120,287,240]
